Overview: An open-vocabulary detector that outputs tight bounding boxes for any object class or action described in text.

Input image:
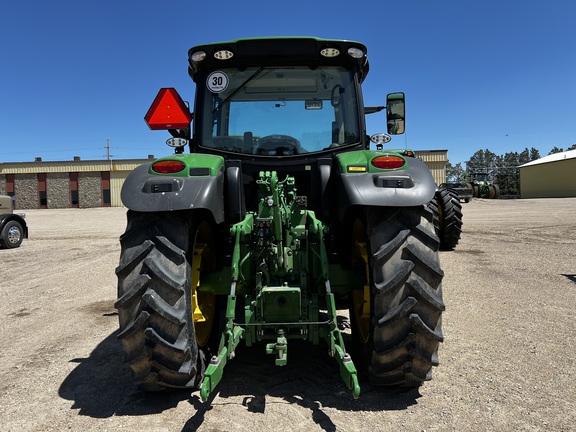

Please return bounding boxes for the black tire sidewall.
[1,220,23,248]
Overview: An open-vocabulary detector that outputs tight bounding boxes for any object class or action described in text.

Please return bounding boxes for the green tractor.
[469,172,499,199]
[115,37,444,402]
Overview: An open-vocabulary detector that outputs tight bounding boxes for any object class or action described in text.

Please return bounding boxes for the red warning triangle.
[144,88,192,130]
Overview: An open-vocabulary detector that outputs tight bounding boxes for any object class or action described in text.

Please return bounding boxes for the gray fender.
[337,157,436,221]
[121,162,225,223]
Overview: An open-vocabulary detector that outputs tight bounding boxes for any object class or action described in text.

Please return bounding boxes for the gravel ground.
[0,198,575,431]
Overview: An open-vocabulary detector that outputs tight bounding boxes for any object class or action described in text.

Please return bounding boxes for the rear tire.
[115,211,217,390]
[490,184,500,199]
[350,206,445,386]
[433,189,463,251]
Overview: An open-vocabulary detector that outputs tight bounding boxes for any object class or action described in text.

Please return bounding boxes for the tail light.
[152,160,186,174]
[371,155,406,170]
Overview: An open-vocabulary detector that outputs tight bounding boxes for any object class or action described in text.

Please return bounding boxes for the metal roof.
[519,149,576,167]
[0,158,153,174]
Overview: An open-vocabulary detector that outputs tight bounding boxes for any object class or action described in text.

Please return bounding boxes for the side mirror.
[386,92,405,135]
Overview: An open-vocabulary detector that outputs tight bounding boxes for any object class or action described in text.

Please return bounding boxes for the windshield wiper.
[212,65,269,114]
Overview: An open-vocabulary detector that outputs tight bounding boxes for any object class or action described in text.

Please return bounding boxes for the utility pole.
[103,139,115,161]
[103,139,114,182]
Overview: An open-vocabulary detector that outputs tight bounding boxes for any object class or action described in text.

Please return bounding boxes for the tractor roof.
[188,36,370,83]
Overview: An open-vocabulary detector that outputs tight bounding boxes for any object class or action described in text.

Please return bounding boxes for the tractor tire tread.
[366,206,444,387]
[431,188,463,250]
[116,211,200,390]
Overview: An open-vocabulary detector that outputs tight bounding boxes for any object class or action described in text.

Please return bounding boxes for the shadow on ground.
[59,330,190,418]
[59,319,422,430]
[182,341,422,431]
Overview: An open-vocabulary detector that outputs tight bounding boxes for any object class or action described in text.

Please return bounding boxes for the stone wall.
[79,172,102,208]
[2,172,107,209]
[1,159,151,209]
[14,174,37,209]
[47,173,70,209]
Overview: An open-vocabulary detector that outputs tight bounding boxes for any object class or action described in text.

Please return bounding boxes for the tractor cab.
[185,37,400,157]
[145,38,407,159]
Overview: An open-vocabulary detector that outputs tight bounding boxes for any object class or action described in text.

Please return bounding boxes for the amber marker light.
[371,155,406,170]
[347,165,367,173]
[152,160,186,174]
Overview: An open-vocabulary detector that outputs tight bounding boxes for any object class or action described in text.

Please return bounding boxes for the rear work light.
[320,47,340,57]
[152,160,186,174]
[347,47,364,59]
[214,49,234,60]
[190,51,207,62]
[371,155,406,170]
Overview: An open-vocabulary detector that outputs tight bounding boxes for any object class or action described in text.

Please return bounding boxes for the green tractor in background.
[469,172,499,199]
[115,37,445,402]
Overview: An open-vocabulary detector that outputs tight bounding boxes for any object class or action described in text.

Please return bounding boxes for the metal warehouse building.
[519,150,576,198]
[0,150,447,209]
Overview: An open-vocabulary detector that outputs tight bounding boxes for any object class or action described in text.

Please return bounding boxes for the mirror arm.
[364,106,386,115]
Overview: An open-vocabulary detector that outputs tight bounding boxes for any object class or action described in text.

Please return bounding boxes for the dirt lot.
[1,198,575,431]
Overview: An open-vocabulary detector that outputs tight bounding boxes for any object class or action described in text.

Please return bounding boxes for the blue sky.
[1,0,574,165]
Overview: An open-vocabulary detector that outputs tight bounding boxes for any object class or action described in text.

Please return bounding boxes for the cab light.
[347,165,367,173]
[152,160,186,174]
[371,155,406,170]
[348,47,364,59]
[191,51,207,62]
[320,47,340,57]
[214,49,234,60]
